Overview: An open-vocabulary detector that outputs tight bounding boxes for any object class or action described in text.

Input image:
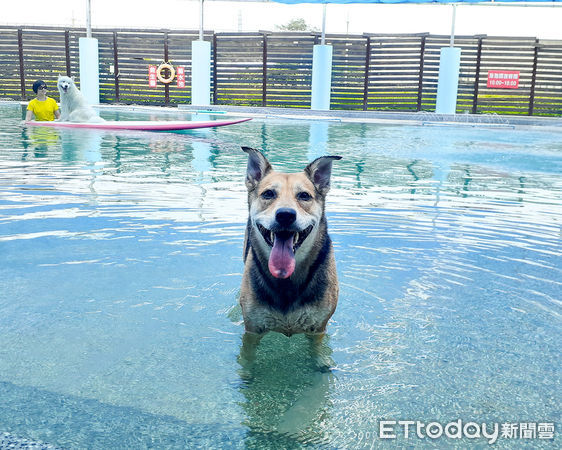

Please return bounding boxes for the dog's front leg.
[306,333,334,372]
[238,332,263,369]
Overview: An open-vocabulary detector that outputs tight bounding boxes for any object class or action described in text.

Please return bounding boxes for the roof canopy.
[272,0,561,4]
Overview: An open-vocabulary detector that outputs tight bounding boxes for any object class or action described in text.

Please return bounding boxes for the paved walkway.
[178,104,562,128]
[5,99,561,127]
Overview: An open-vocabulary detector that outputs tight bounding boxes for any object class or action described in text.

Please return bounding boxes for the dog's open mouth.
[257,224,313,252]
[256,223,314,279]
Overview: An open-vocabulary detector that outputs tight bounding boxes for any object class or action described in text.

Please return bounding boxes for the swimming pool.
[0,103,560,448]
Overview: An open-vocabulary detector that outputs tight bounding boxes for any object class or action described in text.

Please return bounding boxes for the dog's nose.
[275,208,297,227]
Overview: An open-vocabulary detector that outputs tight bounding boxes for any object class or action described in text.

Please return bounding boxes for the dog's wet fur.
[239,147,341,355]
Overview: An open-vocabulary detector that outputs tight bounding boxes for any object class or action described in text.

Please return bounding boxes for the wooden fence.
[1,25,561,115]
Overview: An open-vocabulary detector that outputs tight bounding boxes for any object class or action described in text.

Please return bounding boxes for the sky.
[3,0,562,40]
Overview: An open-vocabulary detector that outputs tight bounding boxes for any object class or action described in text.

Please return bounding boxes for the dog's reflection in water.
[237,331,336,443]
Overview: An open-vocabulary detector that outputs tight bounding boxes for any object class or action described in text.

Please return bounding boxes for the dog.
[57,75,104,123]
[239,147,341,355]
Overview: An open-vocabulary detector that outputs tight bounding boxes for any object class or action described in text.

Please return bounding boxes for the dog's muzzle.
[256,208,314,279]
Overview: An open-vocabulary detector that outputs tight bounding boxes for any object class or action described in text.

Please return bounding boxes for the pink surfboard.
[25,117,252,131]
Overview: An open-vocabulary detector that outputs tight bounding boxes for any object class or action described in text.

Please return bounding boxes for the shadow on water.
[237,331,336,448]
[0,380,249,449]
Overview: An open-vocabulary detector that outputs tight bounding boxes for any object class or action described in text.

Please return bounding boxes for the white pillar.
[435,47,461,115]
[311,45,332,111]
[78,37,100,105]
[191,40,211,106]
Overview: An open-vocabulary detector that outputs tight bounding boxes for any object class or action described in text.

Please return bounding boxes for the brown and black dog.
[239,147,341,354]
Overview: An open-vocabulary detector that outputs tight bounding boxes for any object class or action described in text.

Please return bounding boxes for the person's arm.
[54,109,61,120]
[25,109,34,121]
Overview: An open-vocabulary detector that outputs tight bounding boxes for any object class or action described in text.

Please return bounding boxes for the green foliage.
[275,18,318,32]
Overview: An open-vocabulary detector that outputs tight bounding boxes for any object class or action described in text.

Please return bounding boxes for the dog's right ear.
[305,155,342,196]
[242,147,272,191]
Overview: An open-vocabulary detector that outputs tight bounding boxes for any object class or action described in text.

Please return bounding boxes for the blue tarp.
[272,0,560,4]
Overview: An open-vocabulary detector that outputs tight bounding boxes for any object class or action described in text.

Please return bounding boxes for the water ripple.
[0,105,560,448]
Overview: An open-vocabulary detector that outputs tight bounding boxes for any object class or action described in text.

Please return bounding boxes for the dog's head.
[243,147,341,279]
[57,75,75,94]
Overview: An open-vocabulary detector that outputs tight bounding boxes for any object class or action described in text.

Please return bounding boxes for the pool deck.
[177,105,562,129]
[5,99,562,129]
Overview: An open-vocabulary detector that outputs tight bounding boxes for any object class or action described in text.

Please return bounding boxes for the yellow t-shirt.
[27,97,59,121]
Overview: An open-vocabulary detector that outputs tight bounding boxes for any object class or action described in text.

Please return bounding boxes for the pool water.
[0,104,560,448]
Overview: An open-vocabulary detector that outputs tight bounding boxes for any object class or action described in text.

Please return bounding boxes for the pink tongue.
[268,234,295,279]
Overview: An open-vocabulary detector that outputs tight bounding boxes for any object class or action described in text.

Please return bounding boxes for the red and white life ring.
[156,62,175,84]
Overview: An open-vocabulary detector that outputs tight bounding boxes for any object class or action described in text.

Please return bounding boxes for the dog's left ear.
[242,147,272,191]
[305,156,342,195]
[71,76,75,81]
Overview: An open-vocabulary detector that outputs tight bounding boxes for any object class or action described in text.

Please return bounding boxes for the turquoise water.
[0,104,560,448]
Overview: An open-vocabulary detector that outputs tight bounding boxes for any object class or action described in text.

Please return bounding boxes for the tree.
[275,18,318,32]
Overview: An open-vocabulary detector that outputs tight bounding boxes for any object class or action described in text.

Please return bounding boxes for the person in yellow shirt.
[25,80,61,121]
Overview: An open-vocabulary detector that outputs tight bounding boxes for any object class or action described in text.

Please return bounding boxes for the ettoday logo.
[379,420,500,444]
[378,420,555,444]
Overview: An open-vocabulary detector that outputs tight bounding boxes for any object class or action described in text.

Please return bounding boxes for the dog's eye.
[261,189,276,200]
[297,192,312,201]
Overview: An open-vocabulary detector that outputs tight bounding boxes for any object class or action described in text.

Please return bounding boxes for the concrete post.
[311,44,332,111]
[191,40,211,106]
[435,47,461,115]
[78,37,100,105]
